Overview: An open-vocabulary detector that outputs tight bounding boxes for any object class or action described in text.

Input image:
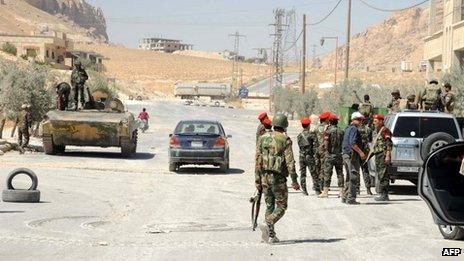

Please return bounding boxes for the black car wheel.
[169,162,178,172]
[438,225,464,240]
[421,132,456,160]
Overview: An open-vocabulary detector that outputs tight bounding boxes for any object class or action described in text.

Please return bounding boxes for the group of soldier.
[254,98,392,244]
[388,79,456,113]
[15,60,88,150]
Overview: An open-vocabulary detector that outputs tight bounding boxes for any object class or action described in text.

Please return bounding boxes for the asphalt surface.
[0,100,463,260]
[248,73,300,95]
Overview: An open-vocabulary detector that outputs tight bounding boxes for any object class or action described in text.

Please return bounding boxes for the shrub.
[1,42,17,56]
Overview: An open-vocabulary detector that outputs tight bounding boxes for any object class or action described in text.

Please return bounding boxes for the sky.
[86,0,428,58]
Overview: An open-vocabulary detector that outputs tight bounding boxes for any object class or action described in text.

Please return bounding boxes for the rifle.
[249,189,262,231]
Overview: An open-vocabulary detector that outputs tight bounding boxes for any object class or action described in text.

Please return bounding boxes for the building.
[219,50,245,62]
[0,32,73,65]
[65,50,106,68]
[424,0,464,75]
[139,37,193,53]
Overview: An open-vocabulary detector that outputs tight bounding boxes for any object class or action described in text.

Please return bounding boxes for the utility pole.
[344,0,352,80]
[301,14,307,94]
[270,8,287,89]
[229,31,246,92]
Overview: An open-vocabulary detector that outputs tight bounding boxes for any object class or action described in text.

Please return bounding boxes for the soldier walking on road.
[371,114,393,201]
[315,112,331,191]
[357,119,373,195]
[17,104,32,149]
[387,90,402,113]
[256,112,269,142]
[255,114,300,244]
[341,112,367,204]
[297,117,319,196]
[442,83,456,114]
[320,114,344,198]
[71,60,88,110]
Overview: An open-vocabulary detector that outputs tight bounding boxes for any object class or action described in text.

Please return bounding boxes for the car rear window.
[175,122,222,135]
[393,116,459,138]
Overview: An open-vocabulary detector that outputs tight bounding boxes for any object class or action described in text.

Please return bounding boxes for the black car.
[419,142,464,240]
[169,120,231,172]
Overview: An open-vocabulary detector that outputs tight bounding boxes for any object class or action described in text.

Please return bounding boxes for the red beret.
[329,114,340,121]
[300,117,311,126]
[319,112,331,120]
[258,112,268,121]
[263,118,272,127]
[373,114,385,121]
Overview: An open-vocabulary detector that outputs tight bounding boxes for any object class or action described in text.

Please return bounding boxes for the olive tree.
[442,66,464,116]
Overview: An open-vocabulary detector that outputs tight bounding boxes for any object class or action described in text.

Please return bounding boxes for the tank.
[41,90,138,157]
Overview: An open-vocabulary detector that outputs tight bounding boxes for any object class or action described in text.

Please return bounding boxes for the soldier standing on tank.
[371,114,393,201]
[256,112,268,142]
[315,112,331,191]
[442,83,456,114]
[56,82,71,111]
[387,90,402,113]
[17,104,32,149]
[320,114,345,198]
[341,112,367,204]
[357,118,373,195]
[255,114,300,244]
[297,117,319,196]
[71,60,88,110]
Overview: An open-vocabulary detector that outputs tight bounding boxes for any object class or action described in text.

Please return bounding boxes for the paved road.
[248,73,300,95]
[0,100,462,260]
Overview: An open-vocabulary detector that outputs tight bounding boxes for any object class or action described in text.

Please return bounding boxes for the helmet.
[391,89,400,95]
[444,82,452,88]
[74,60,82,66]
[273,114,288,129]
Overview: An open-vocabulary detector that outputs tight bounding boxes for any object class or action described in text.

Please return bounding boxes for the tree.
[442,66,464,116]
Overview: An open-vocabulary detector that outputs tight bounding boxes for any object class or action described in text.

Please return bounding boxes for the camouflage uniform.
[255,131,298,239]
[297,128,318,194]
[315,122,328,189]
[357,124,372,191]
[322,124,344,190]
[419,84,442,111]
[387,97,401,113]
[71,65,88,108]
[17,108,31,148]
[442,90,456,113]
[256,123,266,142]
[372,126,393,199]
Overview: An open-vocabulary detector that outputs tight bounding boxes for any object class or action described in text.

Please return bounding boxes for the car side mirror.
[169,134,173,137]
[227,135,232,138]
[419,142,464,225]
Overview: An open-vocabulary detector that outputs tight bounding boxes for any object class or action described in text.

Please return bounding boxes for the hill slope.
[321,8,429,71]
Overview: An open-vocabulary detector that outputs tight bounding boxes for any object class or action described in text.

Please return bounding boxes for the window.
[46,50,49,58]
[52,52,55,59]
[175,122,223,135]
[393,117,420,137]
[393,116,459,138]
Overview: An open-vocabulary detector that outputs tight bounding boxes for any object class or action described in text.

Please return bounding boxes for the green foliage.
[0,61,54,122]
[442,66,464,116]
[1,42,17,56]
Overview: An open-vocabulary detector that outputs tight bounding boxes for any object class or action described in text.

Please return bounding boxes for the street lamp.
[320,36,339,86]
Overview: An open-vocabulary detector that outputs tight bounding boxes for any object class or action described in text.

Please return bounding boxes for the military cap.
[263,118,272,127]
[258,112,268,121]
[329,114,340,121]
[373,114,385,121]
[319,111,331,120]
[300,117,311,126]
[391,89,400,95]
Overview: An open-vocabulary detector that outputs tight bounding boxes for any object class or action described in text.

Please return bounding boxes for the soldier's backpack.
[260,132,287,174]
[327,127,343,154]
[423,85,441,106]
[359,102,373,117]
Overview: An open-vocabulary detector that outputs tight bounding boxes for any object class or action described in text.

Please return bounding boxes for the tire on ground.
[2,189,40,203]
[169,162,178,172]
[6,168,38,190]
[421,132,455,160]
[438,225,464,240]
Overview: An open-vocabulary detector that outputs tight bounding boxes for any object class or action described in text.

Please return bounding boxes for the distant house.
[139,37,193,53]
[65,50,106,68]
[0,32,72,66]
[220,50,245,62]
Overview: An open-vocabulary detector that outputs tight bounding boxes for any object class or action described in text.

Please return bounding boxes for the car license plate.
[191,141,203,148]
[397,148,415,160]
[397,166,419,173]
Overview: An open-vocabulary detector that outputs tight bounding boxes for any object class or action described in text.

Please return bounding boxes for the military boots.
[318,187,329,198]
[374,188,389,201]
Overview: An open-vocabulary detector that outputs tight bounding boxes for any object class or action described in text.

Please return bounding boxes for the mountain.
[321,7,429,71]
[0,0,107,42]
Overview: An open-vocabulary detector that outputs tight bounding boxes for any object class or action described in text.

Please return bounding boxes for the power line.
[308,0,343,25]
[283,29,303,52]
[358,0,428,12]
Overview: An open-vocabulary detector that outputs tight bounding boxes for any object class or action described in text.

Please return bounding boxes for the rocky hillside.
[0,0,107,43]
[321,7,429,71]
[25,0,107,41]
